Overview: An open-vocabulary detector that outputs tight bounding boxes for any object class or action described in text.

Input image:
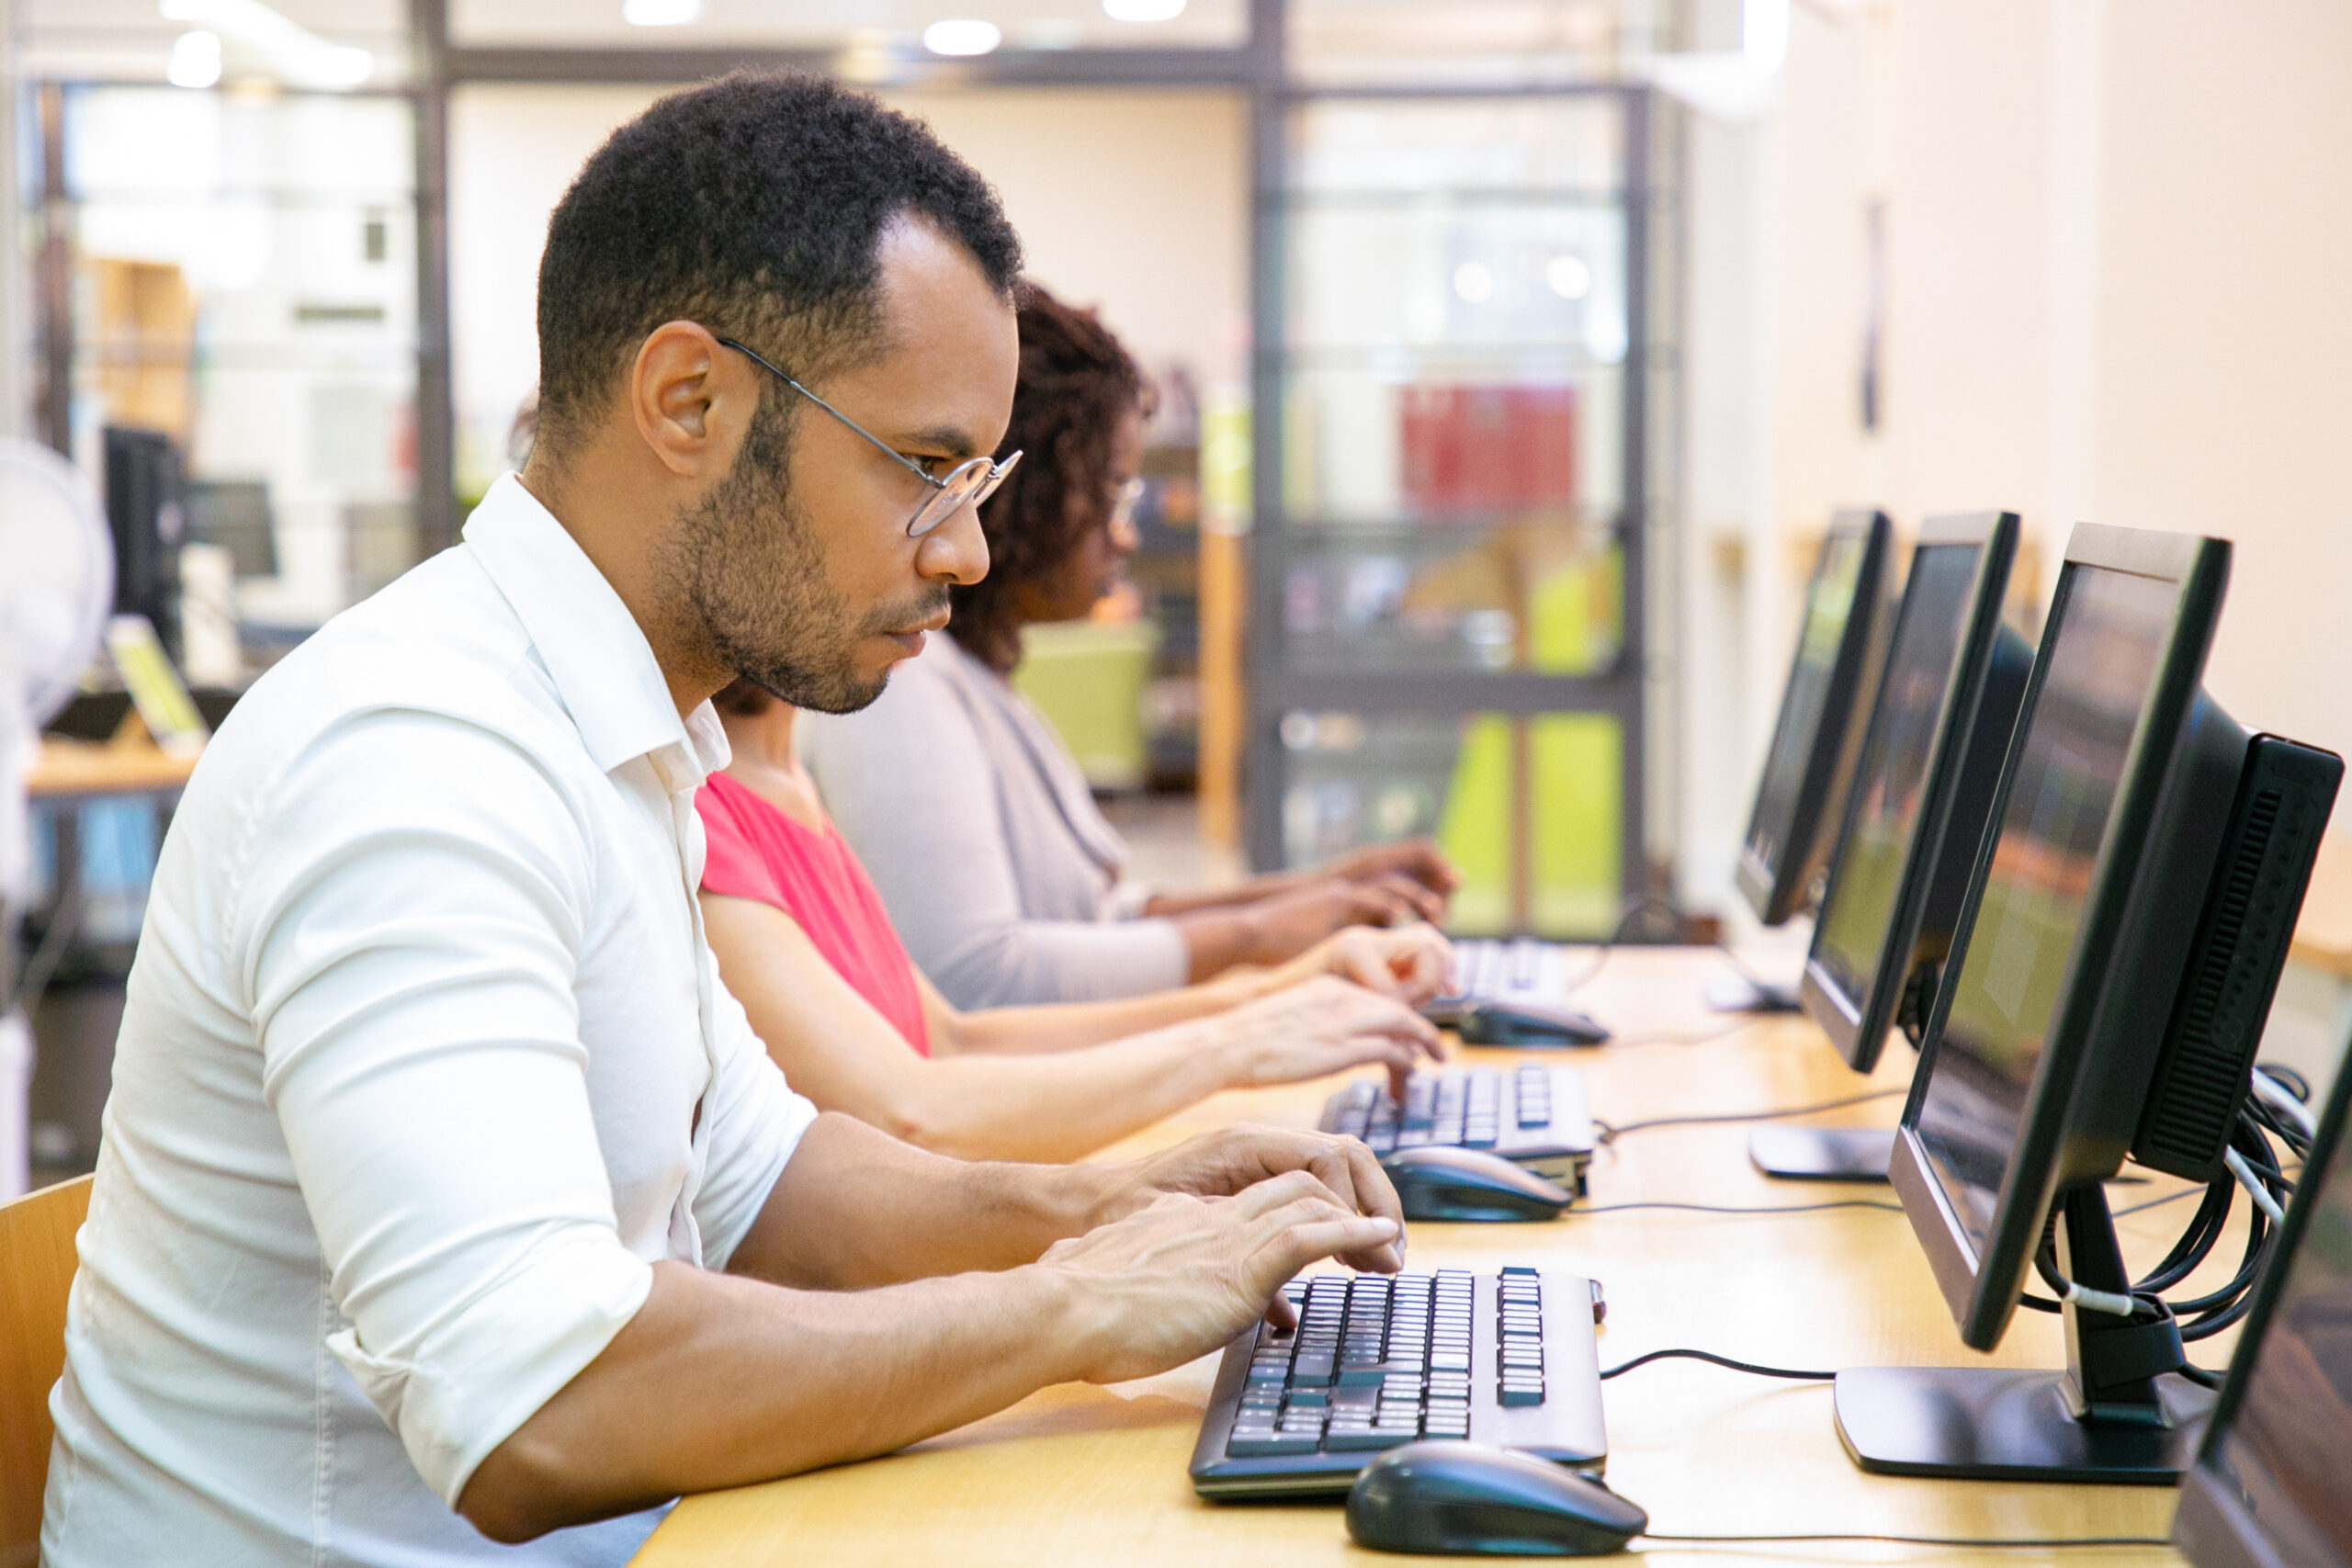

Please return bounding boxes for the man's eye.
[907,455,958,479]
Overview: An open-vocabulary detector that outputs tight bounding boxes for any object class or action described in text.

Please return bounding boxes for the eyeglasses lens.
[906,451,1022,539]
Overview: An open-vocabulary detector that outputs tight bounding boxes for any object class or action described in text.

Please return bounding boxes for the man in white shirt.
[42,73,1405,1564]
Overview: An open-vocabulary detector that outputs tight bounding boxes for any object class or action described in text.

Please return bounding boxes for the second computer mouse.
[1347,1440,1648,1556]
[1453,999,1612,1048]
[1382,1145,1574,1222]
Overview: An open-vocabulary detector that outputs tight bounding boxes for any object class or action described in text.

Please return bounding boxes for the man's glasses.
[718,337,1022,538]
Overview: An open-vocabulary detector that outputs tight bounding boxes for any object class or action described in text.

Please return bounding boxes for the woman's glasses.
[718,337,1022,538]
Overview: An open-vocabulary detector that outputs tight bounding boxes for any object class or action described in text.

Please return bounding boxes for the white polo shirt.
[41,475,818,1566]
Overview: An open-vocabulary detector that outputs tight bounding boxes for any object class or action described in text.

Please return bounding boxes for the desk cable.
[1593,1088,1905,1145]
[1638,1529,2171,1550]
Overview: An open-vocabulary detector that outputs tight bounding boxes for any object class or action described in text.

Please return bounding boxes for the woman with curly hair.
[799,281,1458,1009]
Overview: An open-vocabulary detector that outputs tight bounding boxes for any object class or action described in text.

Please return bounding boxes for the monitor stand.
[1834,1186,2215,1482]
[1747,1126,1893,1182]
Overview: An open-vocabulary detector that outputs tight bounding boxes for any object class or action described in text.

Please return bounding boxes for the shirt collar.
[463,473,729,783]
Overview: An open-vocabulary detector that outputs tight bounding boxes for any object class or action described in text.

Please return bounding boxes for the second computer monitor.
[1801,513,2027,1075]
[1736,510,1894,926]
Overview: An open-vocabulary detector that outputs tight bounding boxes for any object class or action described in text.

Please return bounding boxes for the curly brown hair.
[948,279,1152,674]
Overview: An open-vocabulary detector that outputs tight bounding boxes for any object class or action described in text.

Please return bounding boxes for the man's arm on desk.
[458,1114,1403,1543]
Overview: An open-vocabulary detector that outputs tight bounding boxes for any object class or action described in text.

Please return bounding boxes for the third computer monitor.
[1835,522,2342,1483]
[1736,510,1894,927]
[1802,512,2027,1077]
[1750,513,2030,1182]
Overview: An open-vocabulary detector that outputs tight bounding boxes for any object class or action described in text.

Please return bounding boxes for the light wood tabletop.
[634,947,2230,1566]
[23,737,198,800]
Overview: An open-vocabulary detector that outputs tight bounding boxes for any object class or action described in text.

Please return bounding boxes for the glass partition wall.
[1250,86,1665,939]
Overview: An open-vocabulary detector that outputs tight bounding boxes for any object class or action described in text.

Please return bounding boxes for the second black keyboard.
[1322,1066,1594,1191]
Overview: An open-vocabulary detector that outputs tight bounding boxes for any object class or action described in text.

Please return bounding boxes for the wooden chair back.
[0,1176,91,1566]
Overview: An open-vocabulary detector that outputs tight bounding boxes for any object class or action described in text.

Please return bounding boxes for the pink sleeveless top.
[696,770,931,1055]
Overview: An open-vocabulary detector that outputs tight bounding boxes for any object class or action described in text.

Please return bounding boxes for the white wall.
[448,84,1246,489]
[1684,0,2352,898]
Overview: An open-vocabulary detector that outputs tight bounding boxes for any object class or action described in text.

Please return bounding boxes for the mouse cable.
[1641,1530,2170,1550]
[1547,895,1688,998]
[1599,1348,1838,1382]
[1595,1088,1905,1143]
[1598,1020,1754,1050]
[1576,1200,1903,1217]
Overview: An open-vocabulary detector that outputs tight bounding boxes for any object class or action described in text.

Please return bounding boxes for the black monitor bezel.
[1889,523,2233,1351]
[1800,511,2021,1075]
[2175,1057,2352,1566]
[1736,509,1894,927]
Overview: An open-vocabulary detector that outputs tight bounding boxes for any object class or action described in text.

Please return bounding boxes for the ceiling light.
[1453,262,1495,304]
[1545,255,1592,300]
[1103,0,1185,20]
[922,17,1002,54]
[166,30,223,88]
[157,0,373,86]
[622,0,702,25]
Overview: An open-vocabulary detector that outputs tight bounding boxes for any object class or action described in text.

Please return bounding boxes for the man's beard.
[667,411,945,715]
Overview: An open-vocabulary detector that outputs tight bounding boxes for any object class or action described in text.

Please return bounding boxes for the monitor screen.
[1745,531,1868,878]
[1912,563,2182,1257]
[2199,1114,2352,1565]
[1811,542,1984,1010]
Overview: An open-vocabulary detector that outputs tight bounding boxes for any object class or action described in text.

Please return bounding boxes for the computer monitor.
[2173,1051,2352,1568]
[1750,513,2030,1182]
[104,426,187,661]
[1835,523,2342,1483]
[1735,510,1894,929]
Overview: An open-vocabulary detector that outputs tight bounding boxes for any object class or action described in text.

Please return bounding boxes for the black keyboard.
[1189,1267,1608,1497]
[1321,1066,1594,1190]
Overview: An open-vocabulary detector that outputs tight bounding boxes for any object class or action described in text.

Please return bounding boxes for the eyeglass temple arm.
[716,337,944,485]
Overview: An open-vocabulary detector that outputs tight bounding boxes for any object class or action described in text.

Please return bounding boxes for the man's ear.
[629,321,753,479]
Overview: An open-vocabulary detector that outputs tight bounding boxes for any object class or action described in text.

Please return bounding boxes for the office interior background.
[5,0,2350,1180]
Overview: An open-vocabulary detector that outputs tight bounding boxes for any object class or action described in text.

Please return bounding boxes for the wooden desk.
[23,738,198,800]
[636,949,2220,1566]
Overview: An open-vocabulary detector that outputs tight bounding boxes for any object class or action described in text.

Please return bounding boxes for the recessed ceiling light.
[922,17,1002,54]
[1453,261,1495,304]
[166,28,222,87]
[1545,255,1592,300]
[622,0,702,25]
[1103,0,1184,20]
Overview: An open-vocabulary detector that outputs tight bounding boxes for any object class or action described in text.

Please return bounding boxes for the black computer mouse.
[1453,999,1612,1048]
[1348,1440,1647,1556]
[1382,1146,1574,1222]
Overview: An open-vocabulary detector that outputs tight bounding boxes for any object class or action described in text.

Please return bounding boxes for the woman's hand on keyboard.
[1039,1168,1402,1385]
[1210,976,1443,1101]
[1258,924,1456,1009]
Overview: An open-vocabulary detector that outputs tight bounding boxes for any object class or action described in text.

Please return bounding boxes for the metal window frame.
[42,0,1652,910]
[1244,73,1655,932]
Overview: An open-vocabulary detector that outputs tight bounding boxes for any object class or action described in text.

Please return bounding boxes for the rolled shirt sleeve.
[239,708,658,1508]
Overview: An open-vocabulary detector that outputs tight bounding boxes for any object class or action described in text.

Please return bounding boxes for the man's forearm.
[459,1258,1096,1542]
[725,1112,1125,1290]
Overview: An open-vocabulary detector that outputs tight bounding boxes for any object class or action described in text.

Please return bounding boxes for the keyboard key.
[1326,1426,1418,1452]
[1227,1431,1321,1458]
[1499,1384,1545,1408]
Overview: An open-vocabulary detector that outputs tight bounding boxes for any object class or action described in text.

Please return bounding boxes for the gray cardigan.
[799,633,1189,1009]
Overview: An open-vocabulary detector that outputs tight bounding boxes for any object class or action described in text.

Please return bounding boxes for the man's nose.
[916,498,990,586]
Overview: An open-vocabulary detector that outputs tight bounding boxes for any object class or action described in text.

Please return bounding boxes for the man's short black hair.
[535,71,1022,456]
